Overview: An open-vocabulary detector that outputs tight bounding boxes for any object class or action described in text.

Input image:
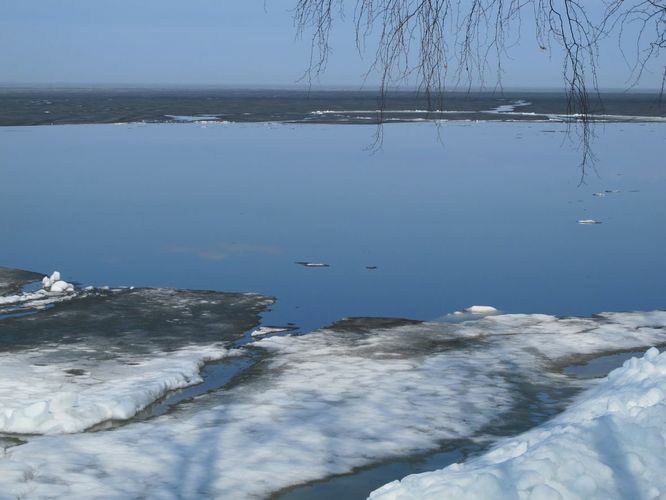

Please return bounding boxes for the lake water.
[1,121,665,331]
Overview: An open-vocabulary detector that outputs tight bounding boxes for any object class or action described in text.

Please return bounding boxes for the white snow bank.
[370,347,666,500]
[0,310,665,498]
[0,344,232,434]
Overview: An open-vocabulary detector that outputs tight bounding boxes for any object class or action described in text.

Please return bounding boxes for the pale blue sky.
[1,1,662,89]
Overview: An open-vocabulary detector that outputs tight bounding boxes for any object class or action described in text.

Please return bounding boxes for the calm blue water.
[1,121,665,331]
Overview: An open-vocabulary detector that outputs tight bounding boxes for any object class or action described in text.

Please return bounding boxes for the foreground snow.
[1,311,665,498]
[0,344,235,434]
[370,347,666,500]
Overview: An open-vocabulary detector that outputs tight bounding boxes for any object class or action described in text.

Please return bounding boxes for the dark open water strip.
[0,88,663,126]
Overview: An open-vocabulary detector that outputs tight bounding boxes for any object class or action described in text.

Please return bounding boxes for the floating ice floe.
[370,347,666,500]
[1,310,666,498]
[485,100,532,114]
[464,305,498,315]
[295,261,330,268]
[577,219,602,225]
[250,326,293,337]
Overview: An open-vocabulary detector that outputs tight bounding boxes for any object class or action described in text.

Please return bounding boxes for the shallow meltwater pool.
[0,121,665,498]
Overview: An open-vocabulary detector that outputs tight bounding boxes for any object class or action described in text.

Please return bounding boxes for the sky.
[1,1,663,90]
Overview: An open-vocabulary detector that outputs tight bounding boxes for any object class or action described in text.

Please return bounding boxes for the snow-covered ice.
[0,344,235,434]
[370,347,666,500]
[1,310,665,498]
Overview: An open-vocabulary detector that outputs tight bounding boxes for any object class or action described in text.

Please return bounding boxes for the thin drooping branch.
[294,0,665,169]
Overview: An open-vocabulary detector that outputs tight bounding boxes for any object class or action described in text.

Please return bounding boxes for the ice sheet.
[370,347,666,500]
[0,267,42,296]
[0,284,272,434]
[1,310,665,498]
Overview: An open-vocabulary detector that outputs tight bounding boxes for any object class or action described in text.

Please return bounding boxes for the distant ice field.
[0,89,663,126]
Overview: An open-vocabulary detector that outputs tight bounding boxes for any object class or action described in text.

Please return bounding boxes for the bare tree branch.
[293,0,665,169]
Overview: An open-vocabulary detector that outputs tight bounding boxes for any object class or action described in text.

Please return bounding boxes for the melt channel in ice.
[1,311,665,498]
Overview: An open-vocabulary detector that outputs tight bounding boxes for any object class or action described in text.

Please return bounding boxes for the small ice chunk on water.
[592,192,606,197]
[577,219,602,225]
[251,326,292,337]
[464,305,498,314]
[295,261,330,268]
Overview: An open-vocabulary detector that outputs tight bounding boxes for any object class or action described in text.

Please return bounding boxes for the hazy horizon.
[2,2,664,90]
